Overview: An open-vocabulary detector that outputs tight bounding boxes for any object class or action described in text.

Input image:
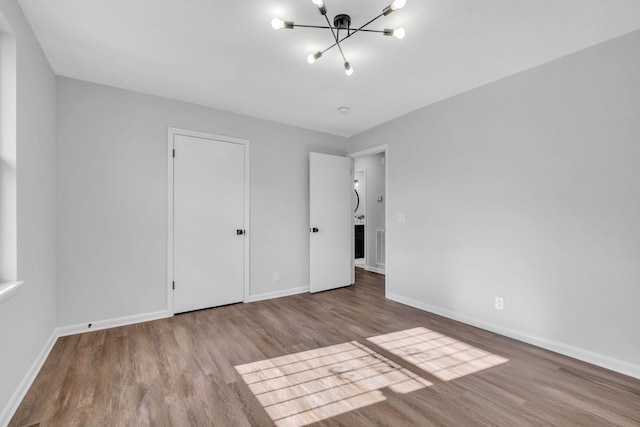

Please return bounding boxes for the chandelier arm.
[319,28,385,55]
[324,14,347,63]
[320,43,337,55]
[304,10,390,58]
[318,12,387,54]
[293,25,385,33]
[351,29,385,34]
[292,25,385,33]
[292,24,333,30]
[353,12,386,34]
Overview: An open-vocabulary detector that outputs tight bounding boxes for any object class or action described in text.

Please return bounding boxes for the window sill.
[0,281,24,306]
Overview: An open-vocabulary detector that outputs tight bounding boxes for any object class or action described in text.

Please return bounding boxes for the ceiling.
[17,0,640,137]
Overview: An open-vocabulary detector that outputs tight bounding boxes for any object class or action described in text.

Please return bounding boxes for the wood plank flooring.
[10,269,640,426]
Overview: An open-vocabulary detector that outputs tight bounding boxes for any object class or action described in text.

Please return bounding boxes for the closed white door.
[173,134,245,313]
[309,152,353,293]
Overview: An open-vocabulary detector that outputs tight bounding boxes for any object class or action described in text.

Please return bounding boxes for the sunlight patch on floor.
[235,341,431,427]
[367,327,509,381]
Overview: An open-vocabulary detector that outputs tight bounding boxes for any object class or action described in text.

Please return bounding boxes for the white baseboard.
[56,310,171,337]
[365,265,386,275]
[0,329,58,427]
[386,292,640,380]
[247,286,309,303]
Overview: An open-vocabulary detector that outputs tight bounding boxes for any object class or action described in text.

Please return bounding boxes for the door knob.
[310,227,319,233]
[236,229,245,235]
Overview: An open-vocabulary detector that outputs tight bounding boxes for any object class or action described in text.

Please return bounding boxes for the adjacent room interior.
[1,0,640,425]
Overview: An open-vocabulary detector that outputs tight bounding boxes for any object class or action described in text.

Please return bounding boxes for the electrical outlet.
[273,272,280,282]
[494,296,504,311]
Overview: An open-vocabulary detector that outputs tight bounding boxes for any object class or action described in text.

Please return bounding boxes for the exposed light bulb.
[383,0,406,15]
[393,27,406,39]
[271,18,285,30]
[311,0,328,15]
[344,62,353,76]
[391,0,407,10]
[271,18,294,30]
[307,51,322,64]
[384,28,406,39]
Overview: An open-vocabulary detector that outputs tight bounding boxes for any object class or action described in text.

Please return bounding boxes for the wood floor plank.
[9,268,640,426]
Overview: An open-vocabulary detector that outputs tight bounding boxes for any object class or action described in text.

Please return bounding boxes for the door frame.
[347,145,388,292]
[354,168,366,267]
[167,127,250,314]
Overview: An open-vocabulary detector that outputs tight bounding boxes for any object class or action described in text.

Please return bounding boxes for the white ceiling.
[18,0,640,137]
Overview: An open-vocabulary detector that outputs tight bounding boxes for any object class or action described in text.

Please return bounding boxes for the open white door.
[310,152,353,293]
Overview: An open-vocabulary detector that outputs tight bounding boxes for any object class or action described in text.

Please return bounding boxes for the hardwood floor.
[10,269,640,426]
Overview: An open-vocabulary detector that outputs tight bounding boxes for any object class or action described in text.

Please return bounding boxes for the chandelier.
[271,0,407,76]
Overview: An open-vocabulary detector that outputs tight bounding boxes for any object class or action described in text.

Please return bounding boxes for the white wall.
[0,0,57,422]
[349,30,640,376]
[354,153,385,272]
[56,77,347,327]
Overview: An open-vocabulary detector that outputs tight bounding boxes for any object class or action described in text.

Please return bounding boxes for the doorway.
[167,128,250,314]
[348,146,388,292]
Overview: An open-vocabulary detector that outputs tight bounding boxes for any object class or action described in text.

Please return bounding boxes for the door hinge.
[173,149,175,158]
[172,281,175,290]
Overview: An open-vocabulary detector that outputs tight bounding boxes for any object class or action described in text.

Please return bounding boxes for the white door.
[173,134,245,313]
[310,152,353,293]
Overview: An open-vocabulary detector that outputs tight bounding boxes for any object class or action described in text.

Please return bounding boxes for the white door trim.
[348,145,389,292]
[167,127,250,315]
[354,168,366,270]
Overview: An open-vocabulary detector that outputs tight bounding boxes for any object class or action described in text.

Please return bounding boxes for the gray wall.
[0,0,57,420]
[354,153,385,271]
[349,30,640,372]
[56,77,347,327]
